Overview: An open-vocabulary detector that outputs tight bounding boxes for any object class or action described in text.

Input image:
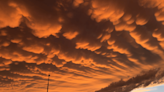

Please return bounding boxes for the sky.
[131,83,164,92]
[1,0,164,92]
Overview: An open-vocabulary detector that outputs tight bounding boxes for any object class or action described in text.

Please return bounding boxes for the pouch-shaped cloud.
[0,0,22,28]
[90,0,125,22]
[63,31,79,40]
[22,45,44,54]
[7,0,62,38]
[1,0,164,92]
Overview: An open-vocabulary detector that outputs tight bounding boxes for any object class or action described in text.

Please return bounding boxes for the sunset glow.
[1,0,164,92]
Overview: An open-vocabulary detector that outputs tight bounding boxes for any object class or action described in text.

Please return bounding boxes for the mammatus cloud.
[0,0,164,92]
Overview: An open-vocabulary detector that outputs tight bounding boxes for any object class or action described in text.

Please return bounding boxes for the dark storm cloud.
[96,68,164,92]
[0,0,164,92]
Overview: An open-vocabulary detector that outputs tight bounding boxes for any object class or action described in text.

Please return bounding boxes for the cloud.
[96,69,164,92]
[0,0,164,92]
[22,45,44,54]
[73,0,84,7]
[0,0,22,28]
[63,31,79,40]
[8,0,62,38]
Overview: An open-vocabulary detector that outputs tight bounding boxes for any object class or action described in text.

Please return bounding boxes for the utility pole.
[47,74,50,92]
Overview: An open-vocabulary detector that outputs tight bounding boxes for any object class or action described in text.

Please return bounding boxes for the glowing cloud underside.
[0,0,164,92]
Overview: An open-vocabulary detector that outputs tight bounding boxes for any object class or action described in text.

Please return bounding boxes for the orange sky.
[1,0,164,92]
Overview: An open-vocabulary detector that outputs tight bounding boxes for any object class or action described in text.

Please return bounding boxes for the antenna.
[47,74,50,92]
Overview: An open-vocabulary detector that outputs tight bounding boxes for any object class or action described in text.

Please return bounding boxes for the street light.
[47,74,50,92]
